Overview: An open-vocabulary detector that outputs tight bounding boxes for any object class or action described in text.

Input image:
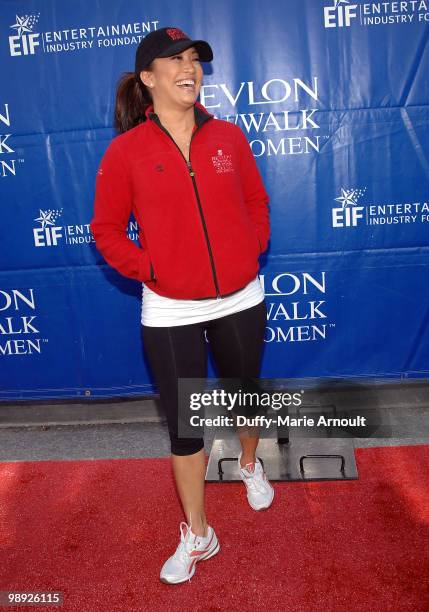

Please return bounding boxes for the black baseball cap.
[134,27,213,81]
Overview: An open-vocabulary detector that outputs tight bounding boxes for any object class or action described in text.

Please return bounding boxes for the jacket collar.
[145,101,213,128]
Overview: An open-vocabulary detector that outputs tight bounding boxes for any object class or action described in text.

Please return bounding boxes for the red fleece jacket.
[90,102,270,299]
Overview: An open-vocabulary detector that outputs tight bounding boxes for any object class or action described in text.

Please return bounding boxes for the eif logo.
[9,13,41,56]
[33,209,63,246]
[332,188,366,227]
[324,0,358,28]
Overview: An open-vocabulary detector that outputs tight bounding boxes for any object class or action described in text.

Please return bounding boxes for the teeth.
[176,79,195,86]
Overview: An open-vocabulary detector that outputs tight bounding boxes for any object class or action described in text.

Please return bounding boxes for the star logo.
[34,209,63,229]
[10,13,40,37]
[334,188,366,209]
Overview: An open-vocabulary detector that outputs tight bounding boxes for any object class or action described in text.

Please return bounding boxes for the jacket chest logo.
[211,149,234,174]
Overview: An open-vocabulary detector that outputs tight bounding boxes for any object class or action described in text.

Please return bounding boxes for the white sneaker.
[160,522,220,584]
[238,451,274,511]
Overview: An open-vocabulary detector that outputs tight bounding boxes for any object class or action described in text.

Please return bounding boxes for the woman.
[90,27,273,585]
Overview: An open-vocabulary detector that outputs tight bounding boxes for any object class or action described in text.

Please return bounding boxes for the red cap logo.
[166,28,188,41]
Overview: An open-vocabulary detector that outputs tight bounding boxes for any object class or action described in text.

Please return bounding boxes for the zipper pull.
[187,160,195,177]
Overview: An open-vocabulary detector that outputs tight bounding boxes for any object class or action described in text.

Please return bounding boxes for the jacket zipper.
[153,119,221,299]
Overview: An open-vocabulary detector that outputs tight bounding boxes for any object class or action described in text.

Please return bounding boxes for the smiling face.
[139,46,203,112]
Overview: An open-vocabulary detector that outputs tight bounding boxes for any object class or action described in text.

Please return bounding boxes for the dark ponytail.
[114,72,152,134]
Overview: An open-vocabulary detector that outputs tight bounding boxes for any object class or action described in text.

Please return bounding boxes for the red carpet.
[0,445,428,612]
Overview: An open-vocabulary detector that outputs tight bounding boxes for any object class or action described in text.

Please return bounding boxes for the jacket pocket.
[149,260,156,281]
[138,251,156,282]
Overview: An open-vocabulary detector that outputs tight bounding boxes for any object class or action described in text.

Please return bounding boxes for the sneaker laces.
[241,462,270,495]
[172,522,202,565]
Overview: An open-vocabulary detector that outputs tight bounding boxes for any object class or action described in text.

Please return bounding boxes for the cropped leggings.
[141,300,267,456]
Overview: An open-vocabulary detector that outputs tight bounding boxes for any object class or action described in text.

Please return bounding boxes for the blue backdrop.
[1,0,428,399]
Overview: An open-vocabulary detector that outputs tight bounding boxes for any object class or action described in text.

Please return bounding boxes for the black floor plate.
[206,436,358,482]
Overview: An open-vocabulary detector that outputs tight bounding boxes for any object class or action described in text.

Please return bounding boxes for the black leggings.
[141,300,267,455]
